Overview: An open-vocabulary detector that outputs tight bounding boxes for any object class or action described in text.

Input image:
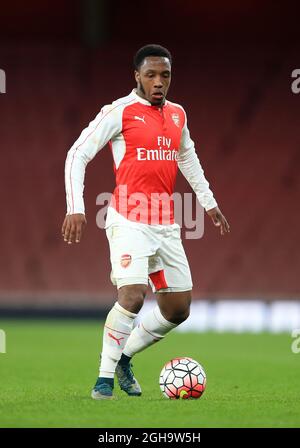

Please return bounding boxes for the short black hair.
[134,44,172,70]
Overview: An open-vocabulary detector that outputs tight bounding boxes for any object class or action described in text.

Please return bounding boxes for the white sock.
[99,301,137,378]
[123,305,177,358]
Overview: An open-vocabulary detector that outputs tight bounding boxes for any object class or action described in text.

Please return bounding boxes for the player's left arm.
[206,206,230,236]
[177,109,230,236]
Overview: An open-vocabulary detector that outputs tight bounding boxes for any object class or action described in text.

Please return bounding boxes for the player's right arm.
[62,103,122,244]
[61,213,87,245]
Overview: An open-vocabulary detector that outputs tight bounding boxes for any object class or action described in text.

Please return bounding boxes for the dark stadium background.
[0,0,299,317]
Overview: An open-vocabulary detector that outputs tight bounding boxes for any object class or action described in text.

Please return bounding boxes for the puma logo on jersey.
[108,332,124,346]
[134,115,146,124]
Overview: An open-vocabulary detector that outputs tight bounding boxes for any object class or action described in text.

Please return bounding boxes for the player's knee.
[163,305,190,325]
[158,290,191,324]
[117,284,147,313]
[171,307,190,324]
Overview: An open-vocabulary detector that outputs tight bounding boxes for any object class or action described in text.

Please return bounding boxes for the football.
[159,357,206,399]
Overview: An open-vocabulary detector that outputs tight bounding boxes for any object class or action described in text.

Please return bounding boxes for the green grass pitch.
[0,319,299,427]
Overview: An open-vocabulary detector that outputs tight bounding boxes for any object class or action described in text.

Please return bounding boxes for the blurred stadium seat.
[0,42,299,310]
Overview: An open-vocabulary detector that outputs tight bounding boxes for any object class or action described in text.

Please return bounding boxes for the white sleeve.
[177,110,217,211]
[65,104,122,215]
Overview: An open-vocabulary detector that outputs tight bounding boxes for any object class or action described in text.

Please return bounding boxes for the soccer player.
[62,44,230,400]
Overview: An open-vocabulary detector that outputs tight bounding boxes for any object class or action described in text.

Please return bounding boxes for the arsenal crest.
[120,254,132,268]
[171,113,180,127]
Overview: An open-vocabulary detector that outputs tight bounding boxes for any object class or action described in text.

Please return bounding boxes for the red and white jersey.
[65,89,217,225]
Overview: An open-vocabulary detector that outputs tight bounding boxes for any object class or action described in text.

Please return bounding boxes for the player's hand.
[61,213,87,244]
[206,207,230,236]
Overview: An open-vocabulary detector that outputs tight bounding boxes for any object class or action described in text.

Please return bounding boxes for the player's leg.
[98,284,146,379]
[119,290,191,361]
[119,224,192,363]
[156,290,191,324]
[92,224,155,400]
[92,284,147,400]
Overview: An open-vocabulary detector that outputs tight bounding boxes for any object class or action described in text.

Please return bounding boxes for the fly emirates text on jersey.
[136,136,178,161]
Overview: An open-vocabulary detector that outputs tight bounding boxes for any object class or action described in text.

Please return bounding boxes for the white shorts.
[105,208,193,293]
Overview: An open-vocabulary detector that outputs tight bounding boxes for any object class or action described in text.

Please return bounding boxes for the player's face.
[135,56,171,106]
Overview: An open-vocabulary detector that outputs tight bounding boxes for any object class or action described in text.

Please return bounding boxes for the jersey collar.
[131,89,167,107]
